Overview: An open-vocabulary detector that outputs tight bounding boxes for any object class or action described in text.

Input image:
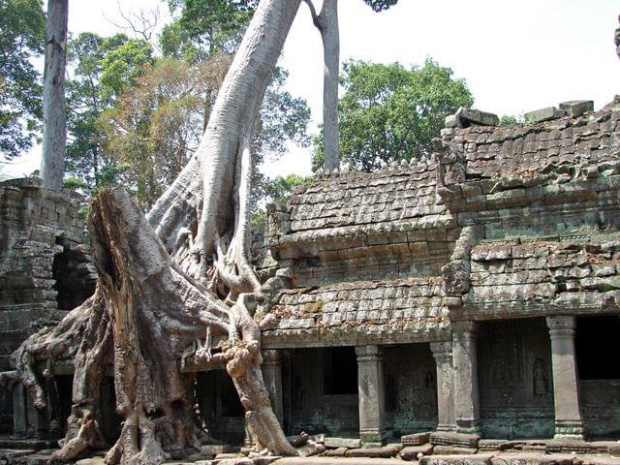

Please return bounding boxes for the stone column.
[452,321,480,434]
[262,350,284,423]
[430,341,456,432]
[546,315,584,439]
[12,382,27,436]
[355,345,386,447]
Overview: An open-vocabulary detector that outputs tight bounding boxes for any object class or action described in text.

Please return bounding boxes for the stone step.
[274,457,405,465]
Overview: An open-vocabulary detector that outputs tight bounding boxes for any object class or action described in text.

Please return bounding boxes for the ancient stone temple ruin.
[236,99,620,446]
[2,98,620,457]
[0,179,96,436]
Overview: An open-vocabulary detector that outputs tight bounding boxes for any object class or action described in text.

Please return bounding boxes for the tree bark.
[41,0,68,190]
[17,0,306,462]
[319,0,340,173]
[305,0,340,172]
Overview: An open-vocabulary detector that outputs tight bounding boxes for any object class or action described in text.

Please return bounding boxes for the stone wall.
[0,179,96,432]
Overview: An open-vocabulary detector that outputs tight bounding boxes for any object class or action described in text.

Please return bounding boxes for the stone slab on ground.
[76,458,106,465]
[592,458,620,465]
[11,453,54,465]
[433,446,478,455]
[274,457,404,465]
[0,450,36,461]
[420,454,493,465]
[478,440,509,451]
[200,445,230,456]
[322,447,347,457]
[490,454,580,465]
[430,432,480,448]
[345,444,402,458]
[323,437,361,449]
[546,439,591,454]
[401,431,431,446]
[606,443,620,456]
[400,444,434,461]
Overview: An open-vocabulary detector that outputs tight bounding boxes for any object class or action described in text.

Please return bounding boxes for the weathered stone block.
[421,454,492,465]
[432,446,477,455]
[345,444,402,458]
[323,437,361,449]
[559,100,594,117]
[400,444,434,460]
[323,447,347,457]
[200,444,229,456]
[401,431,431,446]
[457,108,500,127]
[525,106,566,123]
[609,443,620,456]
[430,431,480,448]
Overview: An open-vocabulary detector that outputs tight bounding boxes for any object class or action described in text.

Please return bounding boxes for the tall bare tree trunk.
[305,0,340,172]
[41,0,68,190]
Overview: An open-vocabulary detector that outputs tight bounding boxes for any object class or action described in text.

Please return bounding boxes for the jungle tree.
[16,1,310,463]
[303,0,398,172]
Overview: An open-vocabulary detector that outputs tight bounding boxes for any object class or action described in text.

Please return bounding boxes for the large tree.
[0,0,45,160]
[16,1,309,463]
[40,0,68,190]
[303,0,398,172]
[313,58,473,172]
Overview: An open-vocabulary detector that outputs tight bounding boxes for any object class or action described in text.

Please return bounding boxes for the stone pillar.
[430,341,456,432]
[546,315,584,439]
[452,321,480,434]
[12,382,27,436]
[262,350,284,423]
[355,345,386,446]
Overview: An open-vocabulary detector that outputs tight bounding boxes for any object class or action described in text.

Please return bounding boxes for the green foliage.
[499,114,523,126]
[264,174,313,203]
[314,59,473,172]
[362,0,399,12]
[65,33,154,192]
[252,67,311,165]
[0,0,45,159]
[162,0,258,58]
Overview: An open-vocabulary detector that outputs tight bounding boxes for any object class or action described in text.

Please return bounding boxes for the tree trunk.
[41,0,68,190]
[305,0,340,172]
[319,0,340,173]
[17,0,306,462]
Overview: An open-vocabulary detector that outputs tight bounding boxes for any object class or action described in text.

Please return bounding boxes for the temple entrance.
[285,347,359,437]
[196,370,245,443]
[383,343,437,436]
[478,318,554,439]
[576,315,620,438]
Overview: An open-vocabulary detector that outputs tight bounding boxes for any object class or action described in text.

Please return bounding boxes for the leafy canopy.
[65,33,155,190]
[313,58,473,172]
[362,0,399,12]
[0,0,45,159]
[162,0,258,60]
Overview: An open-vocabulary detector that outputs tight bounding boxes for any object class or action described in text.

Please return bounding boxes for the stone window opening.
[52,238,96,311]
[323,347,358,395]
[576,315,620,380]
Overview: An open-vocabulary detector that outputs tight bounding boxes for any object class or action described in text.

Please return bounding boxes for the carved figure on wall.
[533,357,550,398]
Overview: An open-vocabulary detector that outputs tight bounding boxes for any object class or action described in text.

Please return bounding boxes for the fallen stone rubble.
[2,434,620,465]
